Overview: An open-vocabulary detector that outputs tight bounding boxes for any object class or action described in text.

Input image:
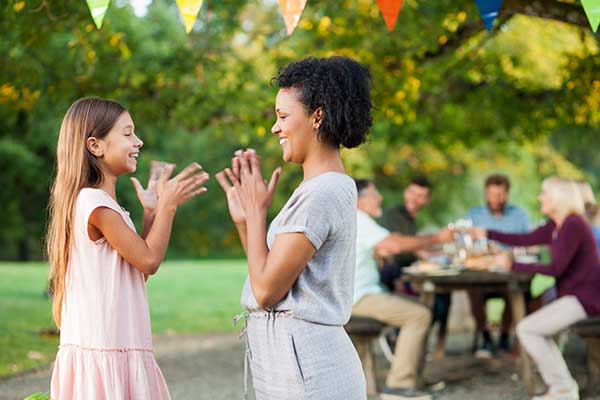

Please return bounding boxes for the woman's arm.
[472,221,554,247]
[512,217,584,278]
[245,211,315,308]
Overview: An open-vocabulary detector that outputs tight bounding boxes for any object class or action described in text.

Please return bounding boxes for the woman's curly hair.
[274,56,373,149]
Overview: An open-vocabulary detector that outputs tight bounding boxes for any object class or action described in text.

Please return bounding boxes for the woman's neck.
[301,145,345,182]
[550,212,567,229]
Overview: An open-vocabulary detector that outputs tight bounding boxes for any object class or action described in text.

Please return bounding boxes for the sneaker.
[474,335,495,359]
[378,330,396,363]
[531,383,579,400]
[380,386,432,400]
[498,333,511,352]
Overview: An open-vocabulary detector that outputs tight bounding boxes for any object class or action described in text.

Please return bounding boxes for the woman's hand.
[469,227,488,240]
[233,149,281,219]
[493,252,513,271]
[215,154,246,224]
[156,162,210,212]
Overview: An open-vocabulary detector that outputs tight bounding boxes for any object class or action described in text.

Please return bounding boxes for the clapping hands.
[216,149,282,223]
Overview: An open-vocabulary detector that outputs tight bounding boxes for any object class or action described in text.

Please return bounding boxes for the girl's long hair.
[46,97,127,327]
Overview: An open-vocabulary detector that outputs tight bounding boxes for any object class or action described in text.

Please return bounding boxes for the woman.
[216,56,373,399]
[472,176,600,400]
[576,180,600,251]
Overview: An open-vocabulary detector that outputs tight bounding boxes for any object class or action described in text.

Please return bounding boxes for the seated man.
[379,176,451,347]
[352,179,452,400]
[467,173,530,357]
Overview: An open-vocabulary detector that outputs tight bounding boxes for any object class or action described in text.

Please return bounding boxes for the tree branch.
[503,0,590,28]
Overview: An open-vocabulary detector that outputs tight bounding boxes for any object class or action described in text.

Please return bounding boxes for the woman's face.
[539,187,554,216]
[271,88,316,163]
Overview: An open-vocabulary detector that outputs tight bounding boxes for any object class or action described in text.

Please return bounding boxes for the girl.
[47,97,209,399]
[216,56,373,400]
[473,177,600,400]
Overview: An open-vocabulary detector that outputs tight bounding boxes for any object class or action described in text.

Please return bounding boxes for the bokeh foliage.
[1,0,598,259]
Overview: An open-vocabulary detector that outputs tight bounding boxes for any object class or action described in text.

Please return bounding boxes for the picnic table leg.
[352,334,378,396]
[508,289,535,395]
[417,282,436,386]
[583,337,600,395]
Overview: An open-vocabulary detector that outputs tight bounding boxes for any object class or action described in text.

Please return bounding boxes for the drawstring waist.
[232,310,295,399]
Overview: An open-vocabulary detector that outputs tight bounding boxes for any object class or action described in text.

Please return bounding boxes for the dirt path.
[1,332,597,400]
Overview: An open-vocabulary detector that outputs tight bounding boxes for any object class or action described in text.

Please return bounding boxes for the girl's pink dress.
[50,188,171,400]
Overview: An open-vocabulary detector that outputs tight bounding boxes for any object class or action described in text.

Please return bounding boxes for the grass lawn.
[0,260,247,378]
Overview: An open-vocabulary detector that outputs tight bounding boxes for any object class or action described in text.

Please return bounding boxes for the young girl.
[47,97,209,399]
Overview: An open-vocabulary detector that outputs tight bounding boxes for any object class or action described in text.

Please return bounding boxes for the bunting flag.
[582,0,600,33]
[176,0,204,33]
[475,0,503,31]
[278,0,307,35]
[376,0,404,32]
[86,0,110,29]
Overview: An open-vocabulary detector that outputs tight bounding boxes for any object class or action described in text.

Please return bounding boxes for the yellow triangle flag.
[278,0,308,35]
[176,0,204,33]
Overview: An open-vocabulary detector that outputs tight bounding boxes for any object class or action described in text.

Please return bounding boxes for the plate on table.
[404,262,460,276]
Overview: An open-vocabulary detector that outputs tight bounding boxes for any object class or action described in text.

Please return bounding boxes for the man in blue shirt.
[467,174,530,358]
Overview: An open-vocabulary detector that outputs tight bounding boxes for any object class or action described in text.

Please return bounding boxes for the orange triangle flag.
[278,0,308,35]
[376,0,404,32]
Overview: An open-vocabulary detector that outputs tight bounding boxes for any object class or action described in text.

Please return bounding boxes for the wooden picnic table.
[402,269,536,394]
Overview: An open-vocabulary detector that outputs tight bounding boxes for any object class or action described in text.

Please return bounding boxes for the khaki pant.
[352,292,432,389]
[516,295,587,393]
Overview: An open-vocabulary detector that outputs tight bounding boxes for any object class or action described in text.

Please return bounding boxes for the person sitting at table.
[379,176,452,357]
[380,176,434,288]
[352,178,453,400]
[471,176,600,400]
[467,173,531,357]
[576,180,600,251]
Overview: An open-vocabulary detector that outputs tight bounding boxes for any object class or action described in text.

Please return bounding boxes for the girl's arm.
[90,163,209,275]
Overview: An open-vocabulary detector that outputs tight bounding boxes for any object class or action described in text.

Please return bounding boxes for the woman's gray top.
[241,172,357,326]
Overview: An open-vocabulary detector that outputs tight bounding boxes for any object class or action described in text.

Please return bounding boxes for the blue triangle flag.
[475,0,503,31]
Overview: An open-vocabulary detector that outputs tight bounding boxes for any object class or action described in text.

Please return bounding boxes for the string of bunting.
[85,0,600,34]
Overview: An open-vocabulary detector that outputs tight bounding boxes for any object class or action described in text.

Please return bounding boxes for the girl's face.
[98,112,143,176]
[539,188,553,216]
[271,88,317,164]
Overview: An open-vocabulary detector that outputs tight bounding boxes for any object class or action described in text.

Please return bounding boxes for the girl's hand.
[156,163,210,212]
[131,164,166,213]
[236,149,281,218]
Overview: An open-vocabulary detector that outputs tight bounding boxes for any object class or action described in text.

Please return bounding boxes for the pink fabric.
[51,188,170,400]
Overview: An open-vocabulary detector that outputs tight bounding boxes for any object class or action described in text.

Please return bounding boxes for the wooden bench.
[571,317,600,395]
[345,316,385,396]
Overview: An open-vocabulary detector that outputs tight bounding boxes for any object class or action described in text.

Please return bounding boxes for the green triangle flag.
[582,0,600,33]
[86,0,110,29]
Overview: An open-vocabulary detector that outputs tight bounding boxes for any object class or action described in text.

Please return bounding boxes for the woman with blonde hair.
[472,176,600,400]
[576,180,600,250]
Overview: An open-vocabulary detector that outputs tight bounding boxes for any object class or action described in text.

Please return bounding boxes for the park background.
[1,0,599,390]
